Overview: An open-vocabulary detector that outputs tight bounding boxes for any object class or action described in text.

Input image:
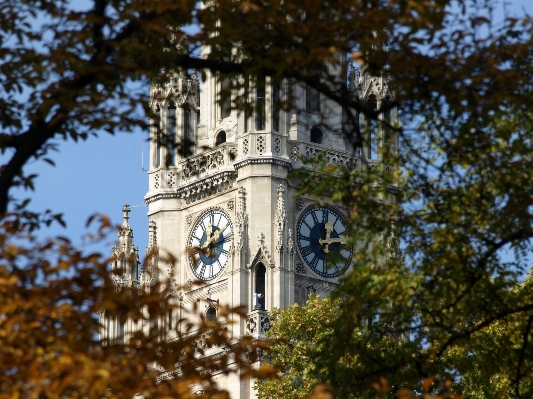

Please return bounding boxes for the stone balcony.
[180,143,238,183]
[288,140,361,170]
[245,309,272,339]
[175,143,238,204]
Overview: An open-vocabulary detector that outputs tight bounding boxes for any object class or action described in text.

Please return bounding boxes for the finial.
[122,203,131,223]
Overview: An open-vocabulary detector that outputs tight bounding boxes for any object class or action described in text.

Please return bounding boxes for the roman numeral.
[322,209,328,223]
[310,256,319,269]
[301,245,314,256]
[311,211,318,224]
[303,220,313,230]
[339,254,350,265]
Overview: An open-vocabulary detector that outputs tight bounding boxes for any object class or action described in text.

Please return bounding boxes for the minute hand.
[201,224,228,249]
[319,221,347,253]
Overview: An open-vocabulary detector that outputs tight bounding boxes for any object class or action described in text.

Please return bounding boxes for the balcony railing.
[289,141,360,170]
[179,143,238,184]
[245,309,272,338]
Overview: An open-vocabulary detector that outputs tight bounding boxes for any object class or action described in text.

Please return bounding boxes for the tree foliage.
[255,295,341,399]
[0,214,275,398]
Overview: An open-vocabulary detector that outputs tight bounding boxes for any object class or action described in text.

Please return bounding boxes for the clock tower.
[140,63,394,398]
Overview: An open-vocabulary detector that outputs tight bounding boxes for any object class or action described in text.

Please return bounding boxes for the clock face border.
[296,204,353,278]
[187,208,233,282]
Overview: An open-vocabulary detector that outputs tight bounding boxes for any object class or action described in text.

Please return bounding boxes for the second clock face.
[188,209,233,281]
[296,206,353,278]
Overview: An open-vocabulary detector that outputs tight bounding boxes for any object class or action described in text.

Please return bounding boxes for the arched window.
[156,107,162,167]
[310,126,323,144]
[167,105,176,166]
[366,95,378,160]
[215,131,226,146]
[221,76,231,119]
[119,320,125,344]
[306,84,320,114]
[206,307,217,322]
[382,95,393,158]
[272,83,280,132]
[256,76,266,130]
[255,263,266,310]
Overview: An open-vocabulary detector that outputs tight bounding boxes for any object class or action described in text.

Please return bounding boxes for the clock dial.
[188,209,233,281]
[296,206,352,278]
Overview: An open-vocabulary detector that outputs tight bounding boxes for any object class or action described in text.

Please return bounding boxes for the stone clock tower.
[103,59,395,398]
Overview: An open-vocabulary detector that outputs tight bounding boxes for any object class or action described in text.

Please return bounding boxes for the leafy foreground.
[0,216,276,399]
[258,287,533,399]
[284,108,533,397]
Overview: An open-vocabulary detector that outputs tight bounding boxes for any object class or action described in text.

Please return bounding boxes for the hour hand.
[319,221,346,253]
[201,224,228,249]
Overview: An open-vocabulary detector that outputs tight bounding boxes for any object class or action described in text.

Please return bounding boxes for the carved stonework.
[256,135,266,154]
[242,138,249,155]
[154,173,160,189]
[185,214,193,226]
[291,145,299,161]
[176,171,237,205]
[112,204,141,288]
[288,229,294,253]
[296,198,305,210]
[246,309,272,336]
[227,199,235,212]
[296,261,306,274]
[302,143,358,169]
[150,69,200,110]
[140,220,158,286]
[235,187,248,251]
[349,64,394,102]
[274,137,281,156]
[250,232,273,267]
[273,184,288,251]
[167,170,177,187]
[182,149,225,181]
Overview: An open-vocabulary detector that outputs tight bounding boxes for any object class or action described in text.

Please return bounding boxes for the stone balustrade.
[245,309,272,338]
[180,143,238,183]
[289,141,360,170]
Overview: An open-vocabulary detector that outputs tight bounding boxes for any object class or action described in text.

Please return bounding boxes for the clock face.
[188,209,233,281]
[296,206,352,278]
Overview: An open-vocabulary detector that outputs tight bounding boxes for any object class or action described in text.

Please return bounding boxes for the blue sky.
[16,0,533,259]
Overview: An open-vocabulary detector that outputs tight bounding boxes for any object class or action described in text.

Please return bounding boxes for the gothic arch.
[310,125,325,144]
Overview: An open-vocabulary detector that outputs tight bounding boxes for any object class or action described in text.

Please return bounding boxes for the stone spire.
[118,203,133,247]
[112,203,140,285]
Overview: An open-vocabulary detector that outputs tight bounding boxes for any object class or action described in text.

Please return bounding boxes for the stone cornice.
[144,189,179,204]
[233,156,292,170]
[176,170,237,205]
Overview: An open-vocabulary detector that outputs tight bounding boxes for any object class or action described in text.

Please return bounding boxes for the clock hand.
[319,221,346,253]
[211,224,228,244]
[201,223,214,249]
[201,224,228,249]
